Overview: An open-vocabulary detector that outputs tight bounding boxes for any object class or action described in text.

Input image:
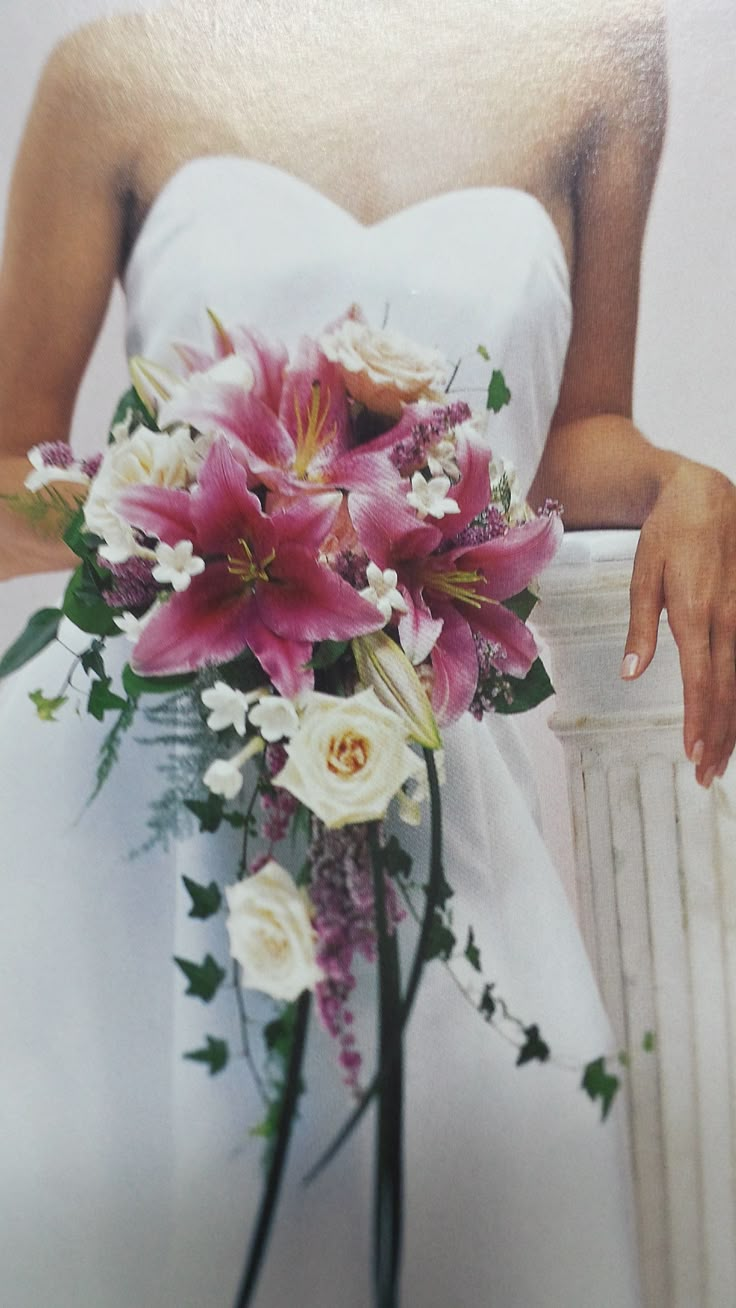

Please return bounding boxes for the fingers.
[621,538,665,681]
[708,624,736,782]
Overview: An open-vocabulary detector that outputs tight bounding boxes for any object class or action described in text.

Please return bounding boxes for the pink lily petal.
[257,544,383,641]
[191,440,271,556]
[457,512,563,601]
[469,598,539,679]
[270,492,343,552]
[429,603,479,724]
[279,337,351,473]
[130,563,255,674]
[118,485,194,547]
[173,341,218,374]
[348,480,442,569]
[242,609,314,699]
[228,325,289,414]
[441,430,496,536]
[398,587,444,665]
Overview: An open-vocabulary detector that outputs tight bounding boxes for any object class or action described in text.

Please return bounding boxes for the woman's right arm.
[0,29,127,580]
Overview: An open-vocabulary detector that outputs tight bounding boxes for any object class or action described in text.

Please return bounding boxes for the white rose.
[273,688,418,828]
[225,861,322,1001]
[319,319,449,419]
[84,426,196,561]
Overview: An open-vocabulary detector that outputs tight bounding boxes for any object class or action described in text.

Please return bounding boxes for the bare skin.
[1,0,734,785]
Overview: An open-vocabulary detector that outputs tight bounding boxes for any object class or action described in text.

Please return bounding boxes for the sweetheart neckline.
[122,154,572,298]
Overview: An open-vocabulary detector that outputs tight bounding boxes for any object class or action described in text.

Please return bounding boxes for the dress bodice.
[123,155,572,498]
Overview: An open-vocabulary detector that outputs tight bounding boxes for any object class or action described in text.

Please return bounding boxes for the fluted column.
[535,529,736,1308]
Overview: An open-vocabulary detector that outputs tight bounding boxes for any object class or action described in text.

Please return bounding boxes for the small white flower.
[113,609,154,641]
[225,861,322,1001]
[406,472,461,520]
[427,438,461,481]
[203,757,245,799]
[248,696,301,743]
[359,563,408,624]
[152,539,205,591]
[201,682,264,736]
[24,447,88,493]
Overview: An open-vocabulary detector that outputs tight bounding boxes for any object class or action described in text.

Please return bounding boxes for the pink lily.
[118,439,383,697]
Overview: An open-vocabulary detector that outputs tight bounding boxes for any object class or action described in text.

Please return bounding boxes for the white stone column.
[535,529,736,1308]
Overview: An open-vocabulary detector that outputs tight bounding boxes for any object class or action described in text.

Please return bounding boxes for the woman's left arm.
[528,13,736,787]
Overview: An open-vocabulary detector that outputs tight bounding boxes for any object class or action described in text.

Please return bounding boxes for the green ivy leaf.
[121,664,197,698]
[502,588,539,622]
[80,641,106,681]
[492,657,555,717]
[174,953,226,1003]
[109,384,159,437]
[184,794,225,833]
[479,984,496,1022]
[28,688,68,722]
[476,344,490,361]
[516,1024,551,1067]
[184,1034,229,1075]
[464,926,482,973]
[306,640,349,670]
[422,912,456,963]
[422,869,454,910]
[382,834,413,881]
[87,676,127,721]
[486,369,511,413]
[0,607,62,680]
[582,1057,621,1121]
[642,1030,656,1053]
[62,564,119,636]
[182,875,222,920]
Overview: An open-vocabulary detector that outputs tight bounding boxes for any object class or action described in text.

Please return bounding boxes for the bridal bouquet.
[1,306,622,1308]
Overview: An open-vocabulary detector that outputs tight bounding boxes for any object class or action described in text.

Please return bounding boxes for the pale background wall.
[1,0,734,904]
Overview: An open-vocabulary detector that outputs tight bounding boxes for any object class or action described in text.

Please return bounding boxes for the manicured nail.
[690,740,705,766]
[620,653,640,679]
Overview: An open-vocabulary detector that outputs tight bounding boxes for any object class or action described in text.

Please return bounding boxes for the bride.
[0,2,734,1306]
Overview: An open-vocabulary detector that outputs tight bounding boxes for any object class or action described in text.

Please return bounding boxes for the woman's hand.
[622,461,736,786]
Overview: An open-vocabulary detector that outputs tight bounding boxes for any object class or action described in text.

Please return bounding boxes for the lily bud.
[129,356,181,416]
[351,631,442,751]
[207,307,235,355]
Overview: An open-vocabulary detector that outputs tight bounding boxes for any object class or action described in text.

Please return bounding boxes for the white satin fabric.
[0,157,642,1308]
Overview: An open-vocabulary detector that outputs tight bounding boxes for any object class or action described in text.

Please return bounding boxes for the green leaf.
[63,507,93,560]
[479,984,496,1022]
[29,688,68,721]
[62,564,119,636]
[486,368,511,413]
[422,869,454,910]
[183,794,225,833]
[582,1056,621,1121]
[0,607,62,679]
[642,1030,656,1053]
[464,926,482,972]
[80,641,106,681]
[109,384,158,437]
[88,697,137,804]
[476,343,490,361]
[487,657,555,717]
[516,1024,551,1067]
[502,587,539,622]
[122,664,197,699]
[382,834,413,881]
[422,912,456,963]
[174,953,226,1003]
[182,875,222,920]
[306,639,349,670]
[87,676,127,721]
[184,1034,229,1075]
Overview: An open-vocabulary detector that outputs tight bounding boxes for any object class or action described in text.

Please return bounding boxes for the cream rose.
[319,319,449,419]
[225,861,322,1002]
[273,688,418,828]
[84,425,198,562]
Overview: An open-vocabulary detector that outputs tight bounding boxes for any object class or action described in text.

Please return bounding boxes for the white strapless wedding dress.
[0,158,642,1308]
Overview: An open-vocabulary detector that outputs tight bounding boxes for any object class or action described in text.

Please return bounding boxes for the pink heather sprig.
[80,452,104,479]
[31,441,77,470]
[469,633,513,719]
[259,743,299,844]
[441,505,509,553]
[103,556,159,611]
[389,401,472,478]
[308,818,404,1092]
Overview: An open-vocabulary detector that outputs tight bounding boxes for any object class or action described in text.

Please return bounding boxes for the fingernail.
[691,740,705,766]
[620,653,640,679]
[702,766,716,789]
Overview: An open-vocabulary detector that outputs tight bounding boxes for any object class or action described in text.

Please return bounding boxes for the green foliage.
[109,385,158,436]
[479,984,496,1022]
[122,665,197,698]
[464,926,482,973]
[174,953,226,1003]
[476,344,490,361]
[87,676,127,721]
[62,563,119,636]
[88,697,138,804]
[252,1002,308,1169]
[642,1030,656,1053]
[306,640,349,670]
[0,608,62,680]
[184,793,227,833]
[582,1057,621,1121]
[422,868,454,910]
[80,641,106,681]
[476,656,554,717]
[382,834,413,881]
[486,368,511,413]
[422,911,456,963]
[502,588,539,622]
[28,689,67,722]
[182,875,222,920]
[63,507,93,559]
[0,486,79,540]
[184,1034,229,1076]
[516,1024,551,1067]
